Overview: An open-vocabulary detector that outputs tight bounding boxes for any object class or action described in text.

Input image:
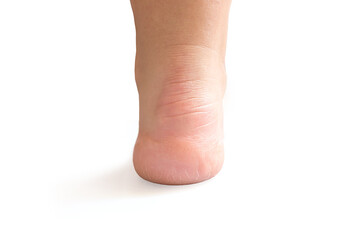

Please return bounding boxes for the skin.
[131,0,231,185]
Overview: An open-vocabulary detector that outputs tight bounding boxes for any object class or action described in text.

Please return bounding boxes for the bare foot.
[133,45,226,185]
[130,0,231,185]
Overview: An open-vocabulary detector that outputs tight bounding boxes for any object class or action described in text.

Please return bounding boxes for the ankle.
[136,45,226,142]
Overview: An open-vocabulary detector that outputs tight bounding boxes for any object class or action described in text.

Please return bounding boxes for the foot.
[133,45,226,185]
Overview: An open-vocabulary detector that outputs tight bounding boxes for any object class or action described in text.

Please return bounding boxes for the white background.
[0,0,358,239]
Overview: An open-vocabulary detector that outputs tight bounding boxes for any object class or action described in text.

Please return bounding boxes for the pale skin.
[131,0,231,185]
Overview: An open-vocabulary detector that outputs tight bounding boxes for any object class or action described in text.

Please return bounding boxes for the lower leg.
[131,0,231,185]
